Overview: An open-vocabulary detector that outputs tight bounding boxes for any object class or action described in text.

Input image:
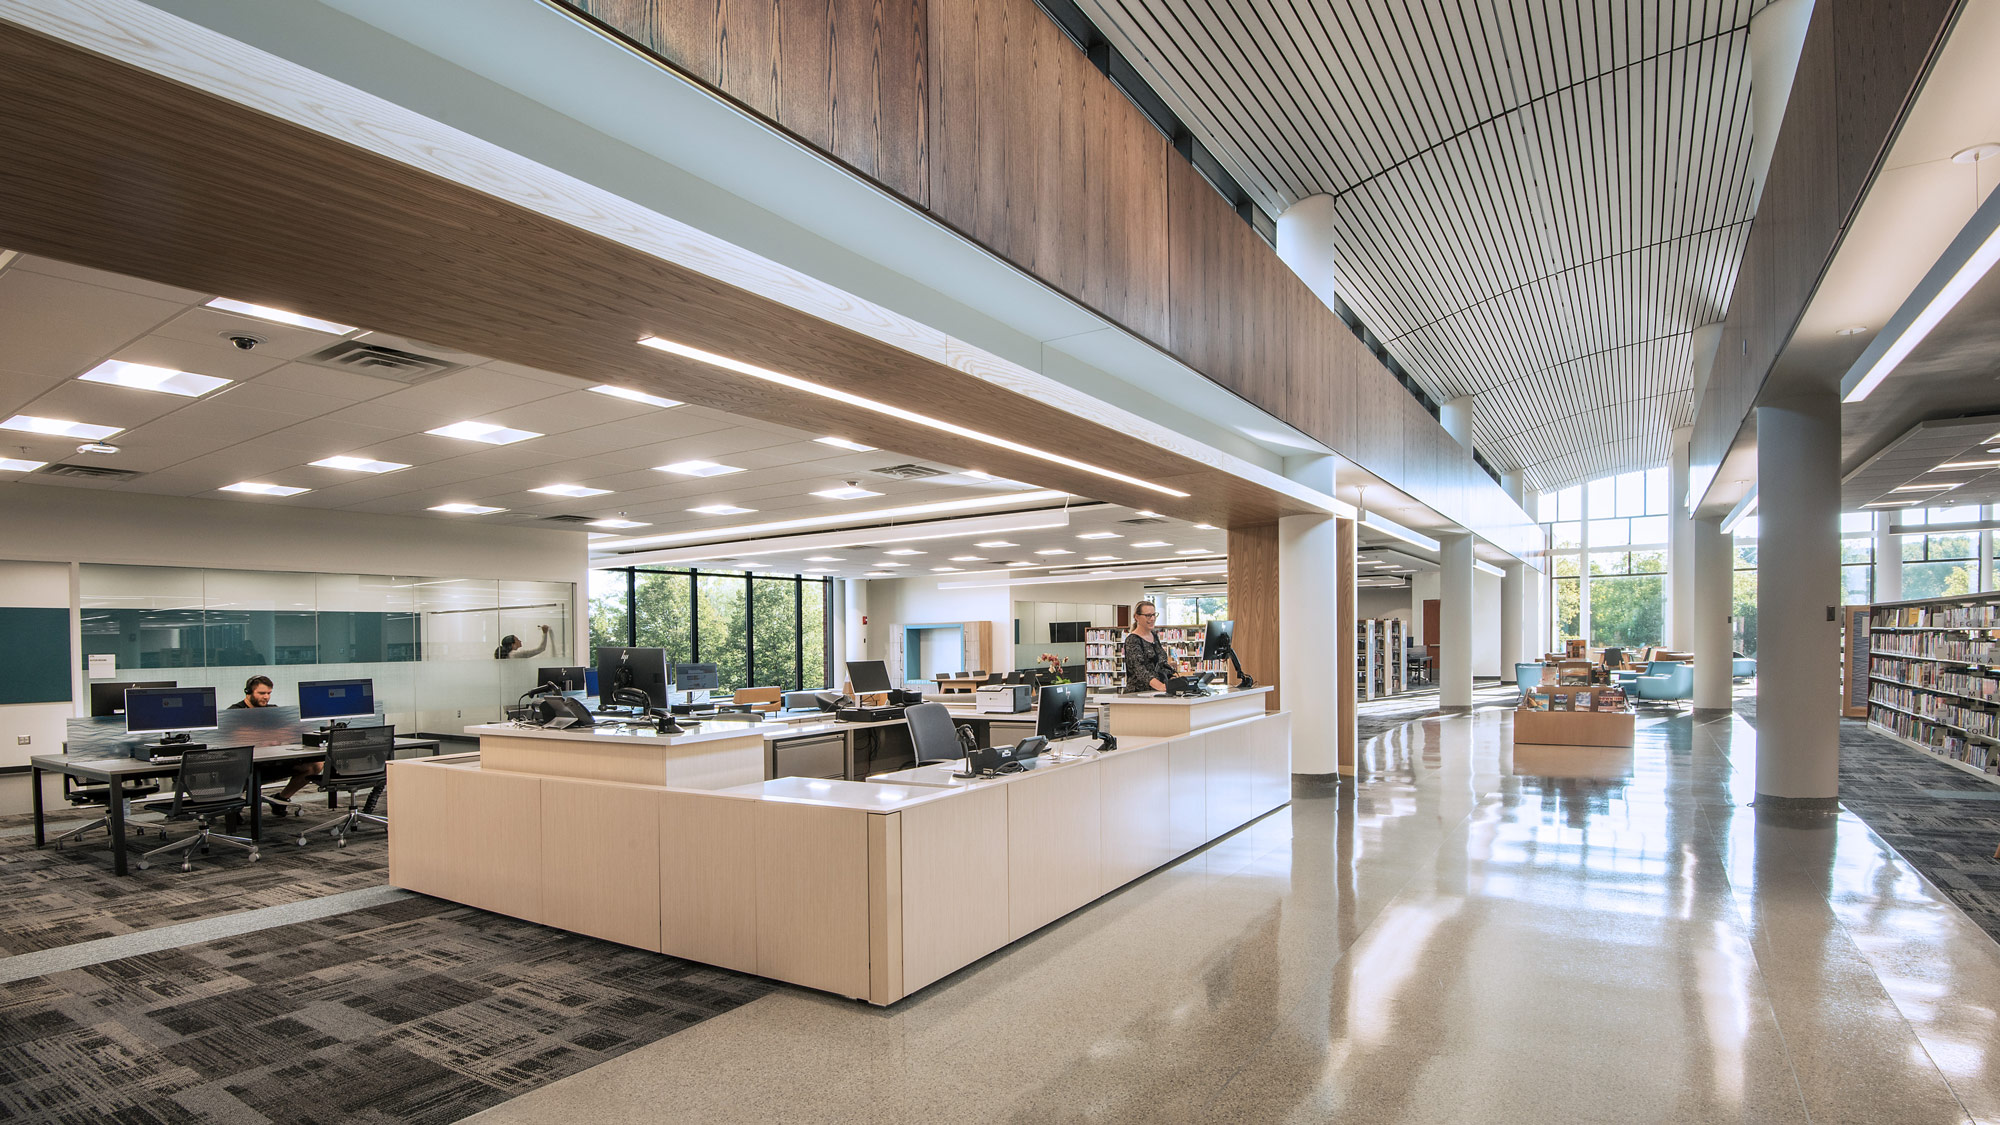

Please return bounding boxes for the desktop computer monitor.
[597,647,670,709]
[537,666,589,692]
[1037,681,1086,740]
[1200,619,1235,662]
[846,660,893,695]
[89,680,173,717]
[125,686,219,738]
[299,678,376,723]
[673,663,720,692]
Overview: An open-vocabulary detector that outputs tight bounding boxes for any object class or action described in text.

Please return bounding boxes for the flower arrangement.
[1038,652,1069,682]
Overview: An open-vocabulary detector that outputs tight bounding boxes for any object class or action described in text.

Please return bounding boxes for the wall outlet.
[456,710,462,718]
[15,735,28,745]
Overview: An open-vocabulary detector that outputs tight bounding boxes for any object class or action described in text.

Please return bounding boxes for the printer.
[974,683,1034,713]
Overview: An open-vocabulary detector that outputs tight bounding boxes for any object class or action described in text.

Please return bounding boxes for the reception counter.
[1097,685,1274,737]
[463,721,777,790]
[389,697,1290,1005]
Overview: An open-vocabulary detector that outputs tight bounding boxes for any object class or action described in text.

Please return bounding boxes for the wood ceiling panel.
[1076,0,1757,492]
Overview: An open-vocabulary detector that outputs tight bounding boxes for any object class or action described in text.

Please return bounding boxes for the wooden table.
[1513,684,1635,748]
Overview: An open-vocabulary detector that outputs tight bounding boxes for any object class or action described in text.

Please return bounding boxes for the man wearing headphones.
[229,675,320,815]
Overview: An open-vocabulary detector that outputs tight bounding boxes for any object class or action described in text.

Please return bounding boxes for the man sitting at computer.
[229,674,320,815]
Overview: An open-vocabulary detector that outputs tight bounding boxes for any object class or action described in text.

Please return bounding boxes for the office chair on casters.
[52,771,162,849]
[138,745,259,873]
[903,703,970,769]
[297,726,391,849]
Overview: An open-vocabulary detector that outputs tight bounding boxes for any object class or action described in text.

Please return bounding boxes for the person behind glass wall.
[228,674,320,815]
[1122,600,1181,693]
[494,624,552,660]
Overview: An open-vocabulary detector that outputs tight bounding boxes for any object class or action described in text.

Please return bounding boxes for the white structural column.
[1755,391,1842,808]
[1276,194,1340,310]
[842,578,867,662]
[1875,512,1902,603]
[1500,563,1525,681]
[1279,454,1342,776]
[1747,0,1816,212]
[1439,532,1475,708]
[1441,396,1475,453]
[1693,516,1735,712]
[1669,426,1695,649]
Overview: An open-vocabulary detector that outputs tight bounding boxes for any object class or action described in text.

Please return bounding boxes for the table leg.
[251,779,263,842]
[108,778,127,876]
[31,765,45,847]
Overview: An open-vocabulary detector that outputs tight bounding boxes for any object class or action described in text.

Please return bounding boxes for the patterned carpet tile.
[0,801,394,956]
[0,895,773,1125]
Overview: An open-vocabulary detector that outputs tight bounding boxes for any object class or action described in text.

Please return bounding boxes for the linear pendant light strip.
[1844,183,2000,403]
[638,336,1191,498]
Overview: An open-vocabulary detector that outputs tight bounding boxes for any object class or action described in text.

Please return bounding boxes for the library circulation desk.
[389,692,1289,1005]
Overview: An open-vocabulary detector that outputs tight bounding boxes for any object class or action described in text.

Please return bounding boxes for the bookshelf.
[1357,618,1408,699]
[1866,592,2000,781]
[1085,625,1228,691]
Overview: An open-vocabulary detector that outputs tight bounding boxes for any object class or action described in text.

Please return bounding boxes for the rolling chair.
[897,703,974,774]
[296,726,392,849]
[52,771,161,850]
[137,745,259,872]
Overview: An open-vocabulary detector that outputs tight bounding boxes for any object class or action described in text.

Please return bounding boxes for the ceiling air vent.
[540,514,594,524]
[1118,516,1170,526]
[37,463,144,481]
[870,464,946,480]
[304,340,463,385]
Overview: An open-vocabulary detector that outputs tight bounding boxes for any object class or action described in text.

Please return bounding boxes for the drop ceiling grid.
[1078,0,1755,492]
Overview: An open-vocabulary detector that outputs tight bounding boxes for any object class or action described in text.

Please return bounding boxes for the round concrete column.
[1755,392,1842,809]
[1440,396,1475,454]
[1439,532,1475,708]
[1500,563,1524,681]
[1874,512,1903,602]
[1276,194,1340,310]
[1693,516,1735,712]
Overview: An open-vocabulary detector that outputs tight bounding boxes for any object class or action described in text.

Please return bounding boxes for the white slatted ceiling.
[1078,0,1757,491]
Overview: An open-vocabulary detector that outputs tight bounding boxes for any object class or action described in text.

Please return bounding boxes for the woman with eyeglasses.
[1122,600,1181,693]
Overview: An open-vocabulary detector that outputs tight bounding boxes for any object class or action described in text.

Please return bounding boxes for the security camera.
[228,335,263,350]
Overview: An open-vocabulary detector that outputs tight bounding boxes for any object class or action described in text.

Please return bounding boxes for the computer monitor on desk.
[537,666,588,693]
[846,660,893,695]
[125,686,218,751]
[299,678,375,730]
[1037,681,1086,740]
[89,680,173,717]
[597,647,669,710]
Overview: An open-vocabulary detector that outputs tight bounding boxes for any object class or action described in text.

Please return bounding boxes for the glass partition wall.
[588,567,832,694]
[80,565,574,736]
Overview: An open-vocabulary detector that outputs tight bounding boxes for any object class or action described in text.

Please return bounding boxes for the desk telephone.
[959,735,1050,777]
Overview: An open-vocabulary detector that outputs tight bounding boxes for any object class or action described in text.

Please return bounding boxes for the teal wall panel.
[0,607,71,704]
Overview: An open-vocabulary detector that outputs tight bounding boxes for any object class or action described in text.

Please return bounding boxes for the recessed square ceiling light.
[1132,540,1172,549]
[815,436,876,452]
[1891,483,1959,492]
[1931,459,2000,471]
[689,504,756,516]
[874,561,909,568]
[1077,531,1122,540]
[1134,510,1162,518]
[310,455,408,474]
[79,360,231,398]
[656,460,742,477]
[531,484,612,498]
[430,502,507,515]
[427,421,542,445]
[961,469,996,480]
[949,556,986,562]
[930,566,962,572]
[1193,523,1217,530]
[883,548,924,556]
[1,415,122,440]
[864,571,896,577]
[588,518,649,529]
[974,540,1016,549]
[812,485,883,501]
[1085,555,1119,561]
[1005,560,1034,567]
[220,481,309,497]
[0,457,46,472]
[205,297,357,334]
[804,555,846,562]
[1176,548,1208,555]
[589,384,684,409]
[1035,548,1073,556]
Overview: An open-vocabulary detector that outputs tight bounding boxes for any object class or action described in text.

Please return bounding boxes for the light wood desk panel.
[755,802,872,1000]
[898,785,1009,994]
[1099,688,1272,737]
[540,779,662,952]
[387,761,544,925]
[1007,762,1103,941]
[478,729,765,789]
[659,792,760,974]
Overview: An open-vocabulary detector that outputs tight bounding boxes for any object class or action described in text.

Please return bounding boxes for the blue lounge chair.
[1634,662,1692,706]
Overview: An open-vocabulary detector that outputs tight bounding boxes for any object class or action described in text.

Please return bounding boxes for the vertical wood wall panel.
[1227,523,1281,712]
[779,0,833,152]
[719,0,779,117]
[876,0,930,207]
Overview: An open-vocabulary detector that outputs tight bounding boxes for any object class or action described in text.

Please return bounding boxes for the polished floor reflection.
[468,711,2000,1124]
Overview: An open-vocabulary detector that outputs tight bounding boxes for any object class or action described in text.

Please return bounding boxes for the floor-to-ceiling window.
[1841,512,1874,604]
[589,567,832,693]
[1540,467,1669,649]
[1899,507,1980,598]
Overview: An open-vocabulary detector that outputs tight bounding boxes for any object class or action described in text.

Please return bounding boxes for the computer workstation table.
[389,690,1286,1005]
[29,735,440,876]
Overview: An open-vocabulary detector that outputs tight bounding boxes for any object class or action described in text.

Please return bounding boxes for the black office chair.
[138,745,259,872]
[297,726,392,848]
[52,771,161,849]
[904,703,971,770]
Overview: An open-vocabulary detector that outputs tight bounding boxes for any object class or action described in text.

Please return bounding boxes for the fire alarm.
[861,615,868,624]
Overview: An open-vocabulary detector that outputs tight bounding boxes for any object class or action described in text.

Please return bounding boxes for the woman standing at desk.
[1122,600,1181,692]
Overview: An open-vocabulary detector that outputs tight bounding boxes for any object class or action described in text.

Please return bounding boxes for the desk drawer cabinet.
[773,734,844,779]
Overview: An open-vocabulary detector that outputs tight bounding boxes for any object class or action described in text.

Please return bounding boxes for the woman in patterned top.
[1122,600,1181,692]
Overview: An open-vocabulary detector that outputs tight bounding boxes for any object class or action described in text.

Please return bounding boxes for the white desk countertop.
[464,720,790,747]
[1097,686,1273,705]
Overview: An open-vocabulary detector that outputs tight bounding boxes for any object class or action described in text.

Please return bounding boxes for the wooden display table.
[1513,684,1635,748]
